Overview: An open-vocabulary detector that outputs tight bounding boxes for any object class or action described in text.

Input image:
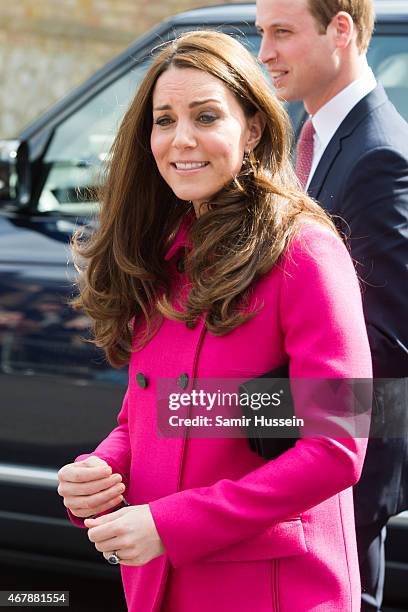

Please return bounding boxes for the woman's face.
[150,66,262,216]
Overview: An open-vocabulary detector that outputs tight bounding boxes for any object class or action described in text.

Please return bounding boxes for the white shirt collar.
[311,65,377,154]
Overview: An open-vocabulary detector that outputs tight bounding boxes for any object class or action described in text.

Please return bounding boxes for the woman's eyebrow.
[153,98,222,111]
[189,98,222,108]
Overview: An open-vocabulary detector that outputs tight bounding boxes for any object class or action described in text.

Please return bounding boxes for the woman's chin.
[174,191,210,204]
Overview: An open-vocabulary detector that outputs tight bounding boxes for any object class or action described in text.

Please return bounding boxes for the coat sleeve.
[339,145,408,377]
[67,388,132,528]
[149,225,372,567]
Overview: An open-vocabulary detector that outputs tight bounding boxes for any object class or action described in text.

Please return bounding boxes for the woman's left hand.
[84,504,165,566]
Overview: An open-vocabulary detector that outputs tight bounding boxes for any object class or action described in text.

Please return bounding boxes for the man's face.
[256,0,339,114]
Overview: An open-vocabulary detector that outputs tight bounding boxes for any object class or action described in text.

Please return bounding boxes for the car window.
[367,35,408,122]
[37,31,408,216]
[39,62,151,215]
[36,32,295,217]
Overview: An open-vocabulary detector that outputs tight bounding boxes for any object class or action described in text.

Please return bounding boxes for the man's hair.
[308,0,375,52]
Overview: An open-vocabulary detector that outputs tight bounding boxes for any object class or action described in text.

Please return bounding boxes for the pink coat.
[72,216,372,611]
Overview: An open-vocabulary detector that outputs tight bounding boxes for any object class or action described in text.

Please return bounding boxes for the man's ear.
[330,11,355,49]
[246,111,266,150]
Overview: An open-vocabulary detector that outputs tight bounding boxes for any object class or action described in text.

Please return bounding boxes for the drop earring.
[242,149,250,166]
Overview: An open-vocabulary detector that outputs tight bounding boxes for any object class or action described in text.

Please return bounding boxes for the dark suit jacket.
[307,83,408,526]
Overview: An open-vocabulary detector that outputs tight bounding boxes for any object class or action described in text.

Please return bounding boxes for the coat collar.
[308,84,388,201]
[164,212,195,261]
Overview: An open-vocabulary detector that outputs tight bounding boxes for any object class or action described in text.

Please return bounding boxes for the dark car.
[0,1,407,606]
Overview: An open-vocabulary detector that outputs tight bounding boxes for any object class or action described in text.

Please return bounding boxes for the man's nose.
[258,36,278,65]
[172,122,196,148]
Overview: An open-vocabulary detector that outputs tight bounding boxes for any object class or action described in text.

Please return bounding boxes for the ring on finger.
[107,551,120,565]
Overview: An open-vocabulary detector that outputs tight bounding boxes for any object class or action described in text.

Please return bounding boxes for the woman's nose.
[172,122,197,148]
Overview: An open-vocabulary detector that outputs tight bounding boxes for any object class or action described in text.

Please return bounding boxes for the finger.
[103,549,144,566]
[69,495,124,518]
[58,457,107,478]
[87,520,121,543]
[93,536,126,553]
[58,473,122,497]
[82,456,109,467]
[87,508,132,542]
[58,474,121,496]
[102,551,123,564]
[64,483,125,512]
[59,462,113,484]
[58,465,112,482]
[62,463,112,483]
[85,505,128,527]
[118,558,142,566]
[57,462,76,481]
[102,548,135,564]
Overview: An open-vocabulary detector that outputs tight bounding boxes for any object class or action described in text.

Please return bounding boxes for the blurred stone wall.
[0,0,243,138]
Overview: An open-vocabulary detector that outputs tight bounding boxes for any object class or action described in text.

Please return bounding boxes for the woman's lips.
[172,161,210,173]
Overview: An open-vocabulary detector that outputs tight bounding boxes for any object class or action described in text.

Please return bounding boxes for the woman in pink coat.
[58,31,372,611]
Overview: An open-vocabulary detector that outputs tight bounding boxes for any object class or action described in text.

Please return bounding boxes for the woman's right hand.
[57,456,126,518]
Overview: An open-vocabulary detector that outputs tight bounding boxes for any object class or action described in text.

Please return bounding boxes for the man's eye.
[276,29,290,35]
[154,116,173,126]
[198,113,217,124]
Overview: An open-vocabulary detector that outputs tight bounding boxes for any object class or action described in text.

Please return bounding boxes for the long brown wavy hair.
[71,30,337,368]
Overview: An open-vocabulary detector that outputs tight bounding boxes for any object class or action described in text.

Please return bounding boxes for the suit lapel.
[308,84,388,202]
[308,137,343,202]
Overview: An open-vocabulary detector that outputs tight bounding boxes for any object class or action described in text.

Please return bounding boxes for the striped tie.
[295,118,315,190]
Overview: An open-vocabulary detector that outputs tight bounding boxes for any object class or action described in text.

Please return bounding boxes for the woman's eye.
[154,116,173,126]
[198,113,218,124]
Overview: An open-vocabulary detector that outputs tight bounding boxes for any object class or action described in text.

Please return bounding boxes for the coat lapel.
[308,84,388,202]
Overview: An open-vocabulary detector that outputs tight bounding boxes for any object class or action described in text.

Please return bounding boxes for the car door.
[0,66,150,570]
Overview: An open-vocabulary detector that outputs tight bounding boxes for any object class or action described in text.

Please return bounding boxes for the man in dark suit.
[256,0,408,610]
